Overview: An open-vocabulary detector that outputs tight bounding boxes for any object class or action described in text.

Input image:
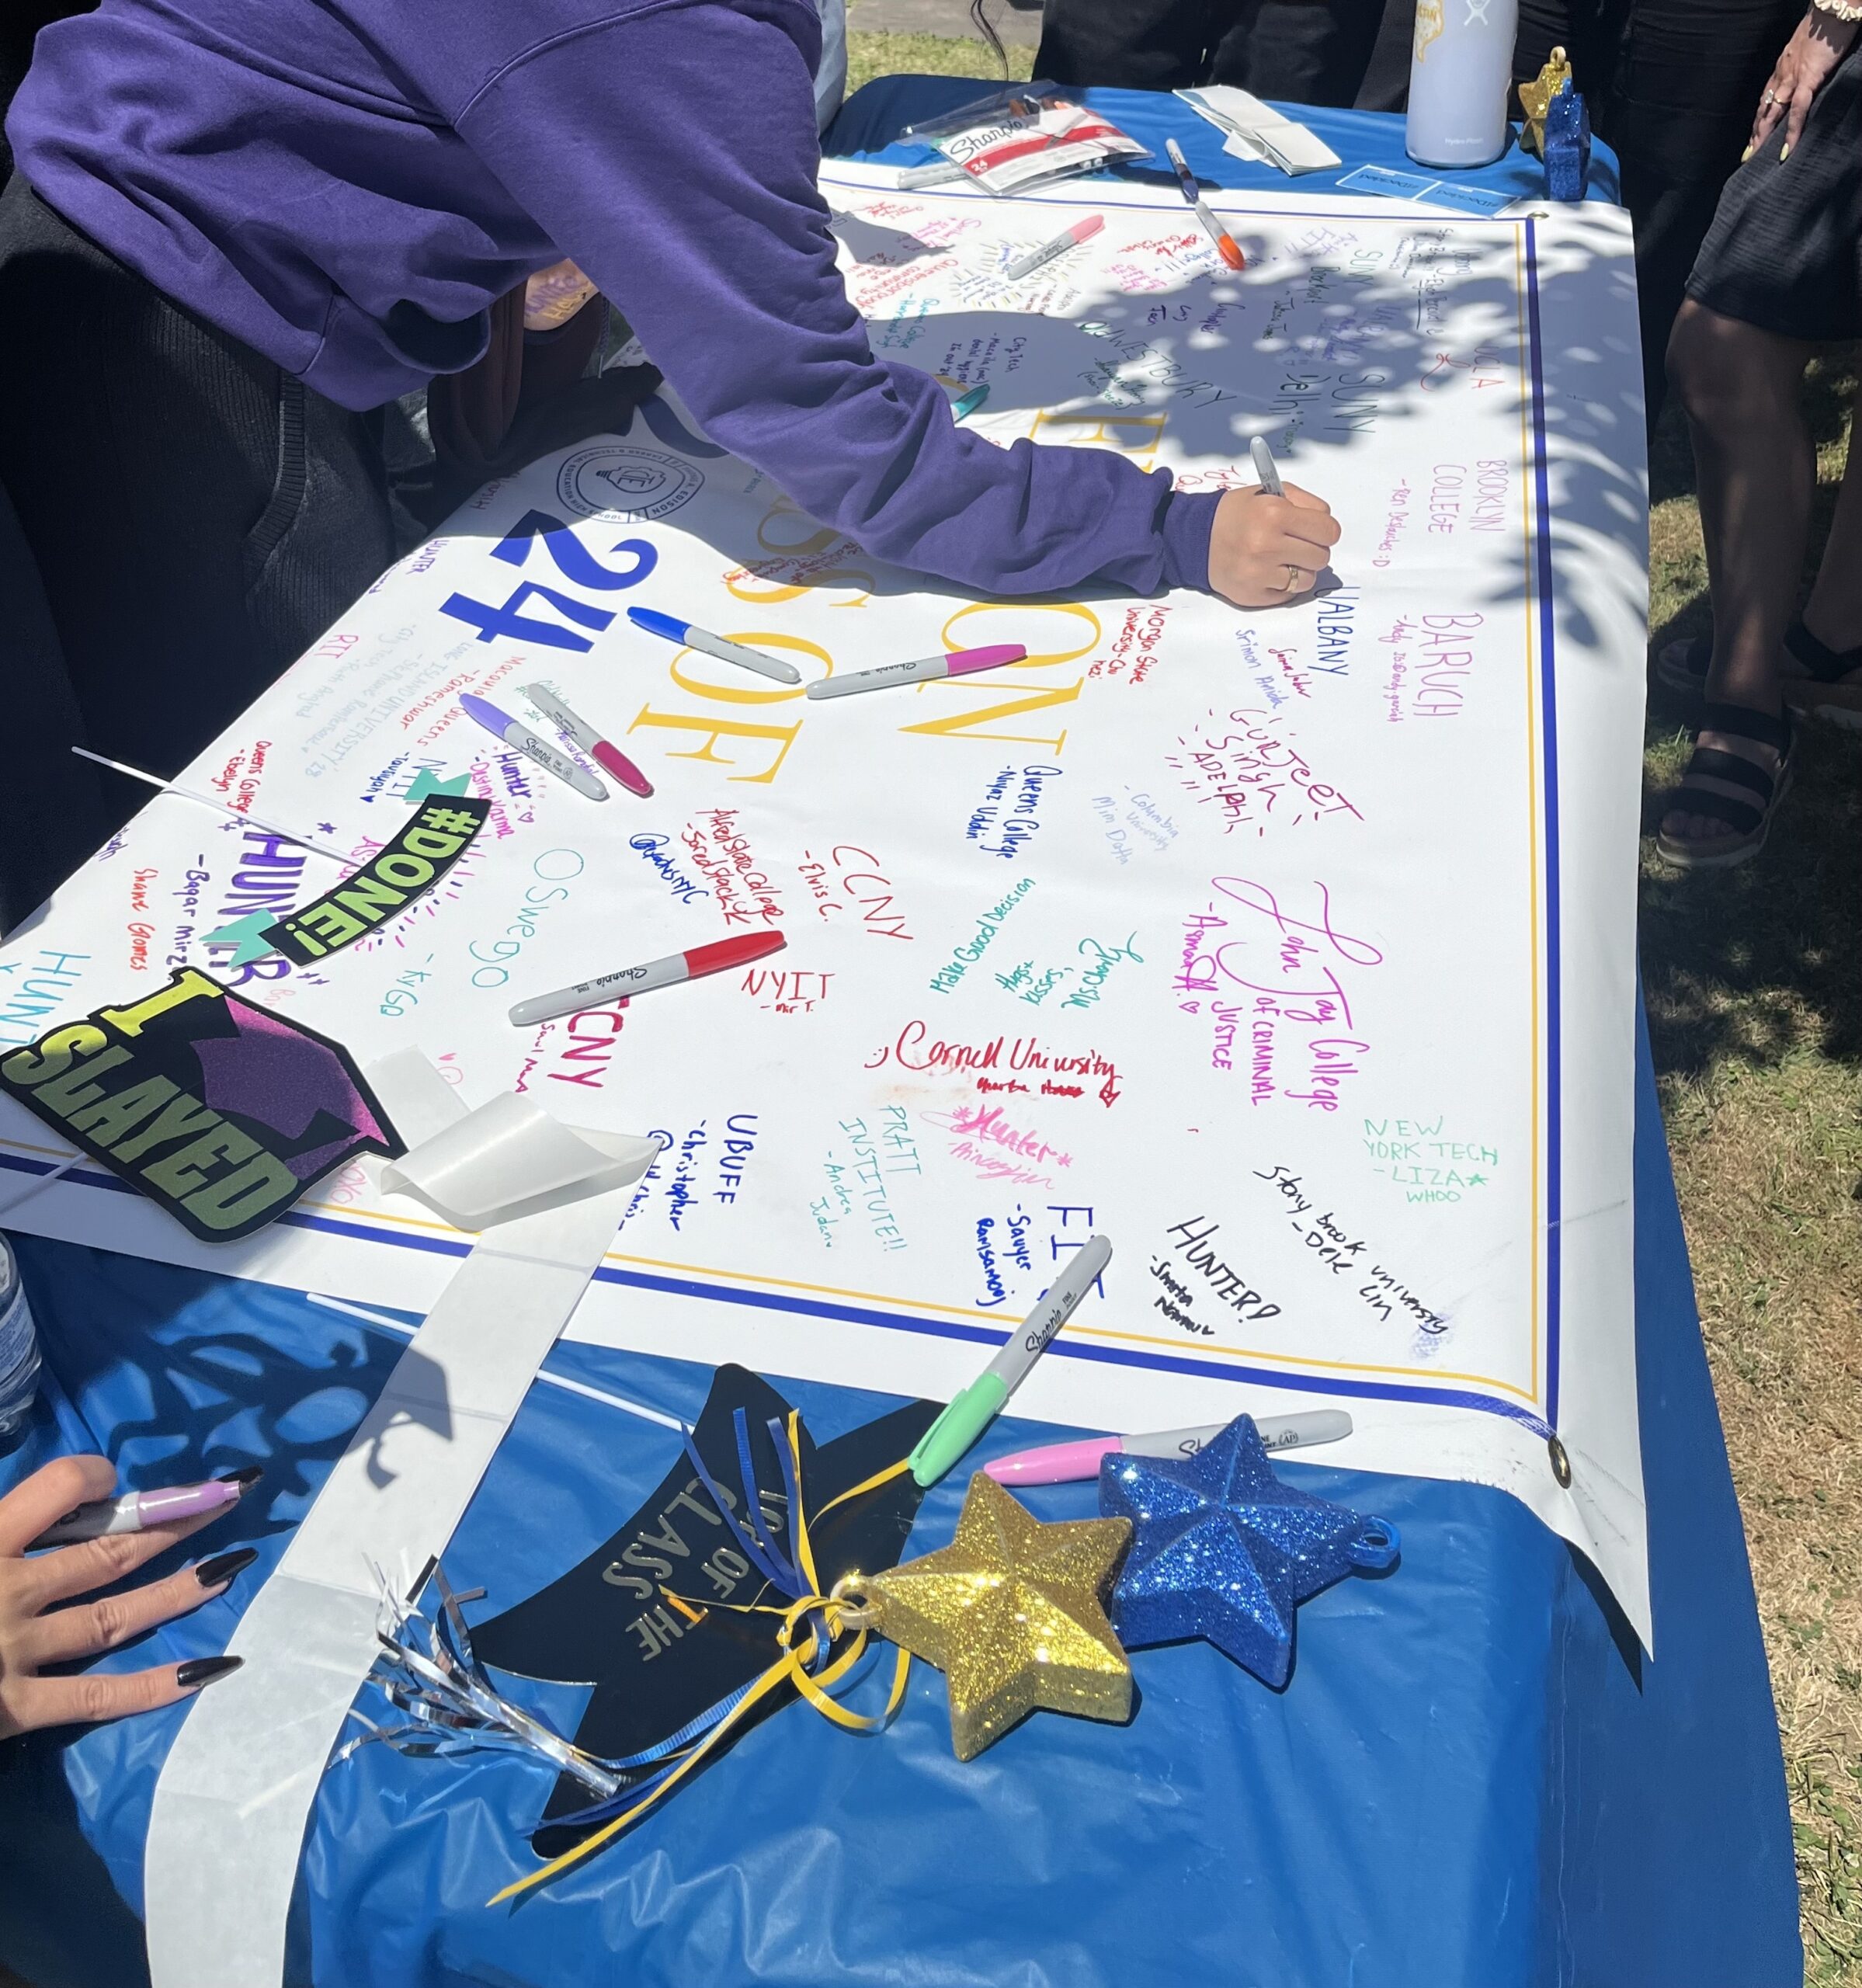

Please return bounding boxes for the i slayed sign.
[0,970,401,1241]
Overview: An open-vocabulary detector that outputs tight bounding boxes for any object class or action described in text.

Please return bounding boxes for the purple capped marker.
[27,1468,260,1551]
[459,692,607,802]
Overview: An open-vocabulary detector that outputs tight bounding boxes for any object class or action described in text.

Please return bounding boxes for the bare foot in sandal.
[1656,700,1794,870]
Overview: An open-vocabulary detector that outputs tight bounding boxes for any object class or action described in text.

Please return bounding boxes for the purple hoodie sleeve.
[456,0,1219,597]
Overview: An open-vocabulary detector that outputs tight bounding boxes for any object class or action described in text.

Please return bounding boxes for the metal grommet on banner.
[1548,1434,1573,1488]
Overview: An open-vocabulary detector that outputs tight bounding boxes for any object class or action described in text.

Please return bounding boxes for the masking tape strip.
[143,1056,637,1988]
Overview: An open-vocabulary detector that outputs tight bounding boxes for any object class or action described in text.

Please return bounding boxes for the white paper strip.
[143,1059,637,1988]
[380,1091,658,1230]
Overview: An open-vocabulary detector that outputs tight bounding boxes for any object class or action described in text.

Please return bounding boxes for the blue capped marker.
[627,606,801,685]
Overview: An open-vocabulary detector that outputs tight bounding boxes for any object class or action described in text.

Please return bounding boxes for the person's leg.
[1513,0,1618,102]
[1799,401,1862,657]
[1208,0,1388,105]
[1354,0,1418,113]
[1607,0,1805,427]
[0,471,106,932]
[1661,299,1814,850]
[0,178,393,793]
[1033,0,1221,90]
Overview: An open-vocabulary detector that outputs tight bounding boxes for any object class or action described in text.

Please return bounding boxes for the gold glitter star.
[860,1472,1132,1760]
[1518,46,1574,158]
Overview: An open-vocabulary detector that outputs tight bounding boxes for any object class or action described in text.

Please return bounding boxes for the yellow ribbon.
[487,1420,912,1906]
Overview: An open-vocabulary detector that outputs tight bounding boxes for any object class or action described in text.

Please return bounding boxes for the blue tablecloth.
[822,79,1623,208]
[0,89,1794,1988]
[0,1013,1801,1988]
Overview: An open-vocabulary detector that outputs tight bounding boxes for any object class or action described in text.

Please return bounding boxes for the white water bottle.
[1406,0,1521,169]
[0,1236,41,1441]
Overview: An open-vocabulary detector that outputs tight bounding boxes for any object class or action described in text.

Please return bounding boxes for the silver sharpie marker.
[459,693,606,801]
[627,608,801,686]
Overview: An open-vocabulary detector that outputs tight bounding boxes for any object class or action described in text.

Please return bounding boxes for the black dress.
[1686,40,1862,341]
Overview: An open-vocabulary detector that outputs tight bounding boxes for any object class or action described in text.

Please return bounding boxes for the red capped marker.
[508,931,785,1027]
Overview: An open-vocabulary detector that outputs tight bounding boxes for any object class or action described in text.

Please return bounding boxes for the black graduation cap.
[468,1364,940,1845]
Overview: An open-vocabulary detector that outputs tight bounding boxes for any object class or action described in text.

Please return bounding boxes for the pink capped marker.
[524,683,654,798]
[984,1410,1353,1486]
[804,644,1026,702]
[1004,213,1104,281]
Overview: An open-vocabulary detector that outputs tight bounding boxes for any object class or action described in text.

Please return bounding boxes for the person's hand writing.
[1207,483,1342,609]
[0,1455,251,1738]
[1750,8,1859,157]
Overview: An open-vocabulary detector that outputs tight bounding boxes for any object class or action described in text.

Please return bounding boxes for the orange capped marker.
[1165,137,1246,271]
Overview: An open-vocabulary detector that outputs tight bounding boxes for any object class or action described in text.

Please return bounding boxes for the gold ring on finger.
[1284,563,1304,593]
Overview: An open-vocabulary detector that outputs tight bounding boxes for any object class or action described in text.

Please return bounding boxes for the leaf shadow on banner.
[446,219,1651,669]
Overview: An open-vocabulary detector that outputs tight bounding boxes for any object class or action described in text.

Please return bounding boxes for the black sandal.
[1655,621,1862,725]
[1653,631,1713,695]
[1655,700,1794,871]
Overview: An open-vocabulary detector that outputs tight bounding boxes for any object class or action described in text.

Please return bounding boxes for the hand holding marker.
[908,1234,1113,1486]
[1,1456,256,1737]
[27,1465,261,1551]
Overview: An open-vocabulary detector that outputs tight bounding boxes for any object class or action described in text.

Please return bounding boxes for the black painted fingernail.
[215,1465,262,1490]
[195,1548,258,1590]
[176,1655,242,1691]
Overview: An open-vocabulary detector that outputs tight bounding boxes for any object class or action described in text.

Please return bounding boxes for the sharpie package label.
[936,95,1149,195]
[0,969,401,1242]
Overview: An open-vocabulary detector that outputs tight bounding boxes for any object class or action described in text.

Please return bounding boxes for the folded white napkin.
[1176,86,1343,176]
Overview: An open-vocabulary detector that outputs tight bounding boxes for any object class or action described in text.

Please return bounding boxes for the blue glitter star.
[1099,1415,1397,1687]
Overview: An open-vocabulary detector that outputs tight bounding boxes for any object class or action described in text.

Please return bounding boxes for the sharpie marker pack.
[903,83,1149,195]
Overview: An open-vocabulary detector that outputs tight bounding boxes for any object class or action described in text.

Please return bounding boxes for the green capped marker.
[908,1232,1113,1488]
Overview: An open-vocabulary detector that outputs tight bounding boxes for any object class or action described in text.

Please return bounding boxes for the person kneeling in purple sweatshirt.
[0,0,1339,859]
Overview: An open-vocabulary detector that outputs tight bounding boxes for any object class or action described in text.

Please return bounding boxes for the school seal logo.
[555,445,703,522]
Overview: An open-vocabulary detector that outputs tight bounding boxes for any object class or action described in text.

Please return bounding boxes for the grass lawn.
[1645,362,1862,1980]
[845,30,1862,1969]
[847,27,1033,95]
